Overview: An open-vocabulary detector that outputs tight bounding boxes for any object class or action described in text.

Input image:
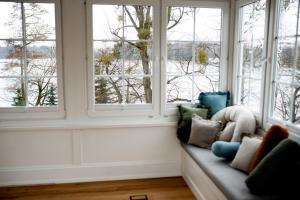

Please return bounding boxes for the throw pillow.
[188,114,222,149]
[198,91,230,117]
[177,105,208,143]
[211,141,240,160]
[245,139,300,195]
[230,137,261,173]
[248,124,289,172]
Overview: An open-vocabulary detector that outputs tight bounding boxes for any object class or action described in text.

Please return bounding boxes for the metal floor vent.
[129,194,148,200]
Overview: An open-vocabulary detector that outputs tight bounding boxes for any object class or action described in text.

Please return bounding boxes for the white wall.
[0,0,181,186]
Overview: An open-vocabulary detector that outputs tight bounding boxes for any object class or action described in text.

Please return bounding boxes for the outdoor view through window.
[0,2,57,108]
[166,7,222,103]
[271,0,300,125]
[92,5,222,105]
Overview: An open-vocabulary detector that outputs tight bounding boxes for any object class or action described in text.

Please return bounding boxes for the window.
[235,0,267,114]
[89,2,158,111]
[270,0,300,126]
[87,0,228,116]
[165,5,224,104]
[0,1,62,111]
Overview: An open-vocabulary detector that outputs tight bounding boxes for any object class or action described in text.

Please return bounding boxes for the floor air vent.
[129,194,148,200]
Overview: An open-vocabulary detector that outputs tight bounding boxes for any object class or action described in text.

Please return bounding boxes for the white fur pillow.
[231,137,261,173]
[212,106,256,142]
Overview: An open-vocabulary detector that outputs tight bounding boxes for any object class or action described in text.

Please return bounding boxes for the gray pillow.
[188,114,222,149]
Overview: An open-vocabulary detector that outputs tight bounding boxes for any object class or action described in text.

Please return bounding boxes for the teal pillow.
[245,139,300,195]
[198,91,230,117]
[177,105,208,143]
[211,141,240,160]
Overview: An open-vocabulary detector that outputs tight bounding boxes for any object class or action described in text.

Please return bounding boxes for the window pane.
[94,77,122,104]
[94,41,122,76]
[124,5,153,41]
[93,5,123,40]
[278,0,298,37]
[252,0,266,40]
[240,3,254,42]
[0,78,23,107]
[293,86,300,124]
[195,8,222,41]
[125,77,151,104]
[237,0,266,113]
[193,75,219,101]
[0,2,22,39]
[194,42,220,77]
[240,42,251,77]
[24,3,56,40]
[26,41,57,76]
[167,41,193,75]
[273,83,293,121]
[252,40,264,77]
[248,79,261,113]
[0,40,22,76]
[167,7,194,41]
[295,37,300,85]
[166,76,192,103]
[240,78,250,106]
[124,41,152,75]
[28,77,57,107]
[276,37,296,84]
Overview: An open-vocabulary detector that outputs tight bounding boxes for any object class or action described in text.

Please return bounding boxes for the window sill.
[0,106,65,121]
[0,115,177,132]
[267,118,300,136]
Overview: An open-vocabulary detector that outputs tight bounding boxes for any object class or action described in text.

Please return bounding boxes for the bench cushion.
[182,144,281,200]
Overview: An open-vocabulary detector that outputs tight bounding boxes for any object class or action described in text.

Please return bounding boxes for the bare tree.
[2,2,56,106]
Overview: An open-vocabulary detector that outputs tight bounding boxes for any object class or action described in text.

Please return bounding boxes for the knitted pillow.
[249,124,289,172]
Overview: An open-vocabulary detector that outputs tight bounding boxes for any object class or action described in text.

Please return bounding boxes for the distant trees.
[3,2,57,106]
[94,6,220,104]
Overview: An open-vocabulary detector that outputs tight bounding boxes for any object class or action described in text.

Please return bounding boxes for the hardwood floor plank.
[0,177,196,200]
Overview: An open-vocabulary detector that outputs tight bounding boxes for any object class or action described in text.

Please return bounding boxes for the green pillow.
[211,141,240,160]
[177,105,208,143]
[245,139,300,195]
[198,91,230,117]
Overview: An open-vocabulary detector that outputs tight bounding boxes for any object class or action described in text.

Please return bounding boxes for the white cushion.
[212,106,256,142]
[230,137,261,173]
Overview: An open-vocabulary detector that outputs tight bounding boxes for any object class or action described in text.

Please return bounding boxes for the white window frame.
[161,0,229,116]
[86,0,160,117]
[233,0,270,124]
[0,0,64,121]
[267,0,300,132]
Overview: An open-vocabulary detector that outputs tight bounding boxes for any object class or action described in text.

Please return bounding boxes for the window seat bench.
[181,144,282,200]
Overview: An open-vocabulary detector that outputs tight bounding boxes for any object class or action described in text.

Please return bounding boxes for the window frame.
[161,0,229,116]
[86,0,160,117]
[267,0,300,130]
[0,0,64,121]
[233,0,270,124]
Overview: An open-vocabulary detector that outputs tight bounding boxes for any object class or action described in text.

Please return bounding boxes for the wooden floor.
[0,177,196,200]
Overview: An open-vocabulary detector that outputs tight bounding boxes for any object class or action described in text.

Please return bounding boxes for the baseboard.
[0,160,181,186]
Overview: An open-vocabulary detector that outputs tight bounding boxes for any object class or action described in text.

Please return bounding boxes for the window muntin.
[236,0,267,113]
[92,4,153,105]
[271,0,300,125]
[166,7,222,103]
[0,1,59,108]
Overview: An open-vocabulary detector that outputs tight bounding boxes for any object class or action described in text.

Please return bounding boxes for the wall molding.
[0,160,180,186]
